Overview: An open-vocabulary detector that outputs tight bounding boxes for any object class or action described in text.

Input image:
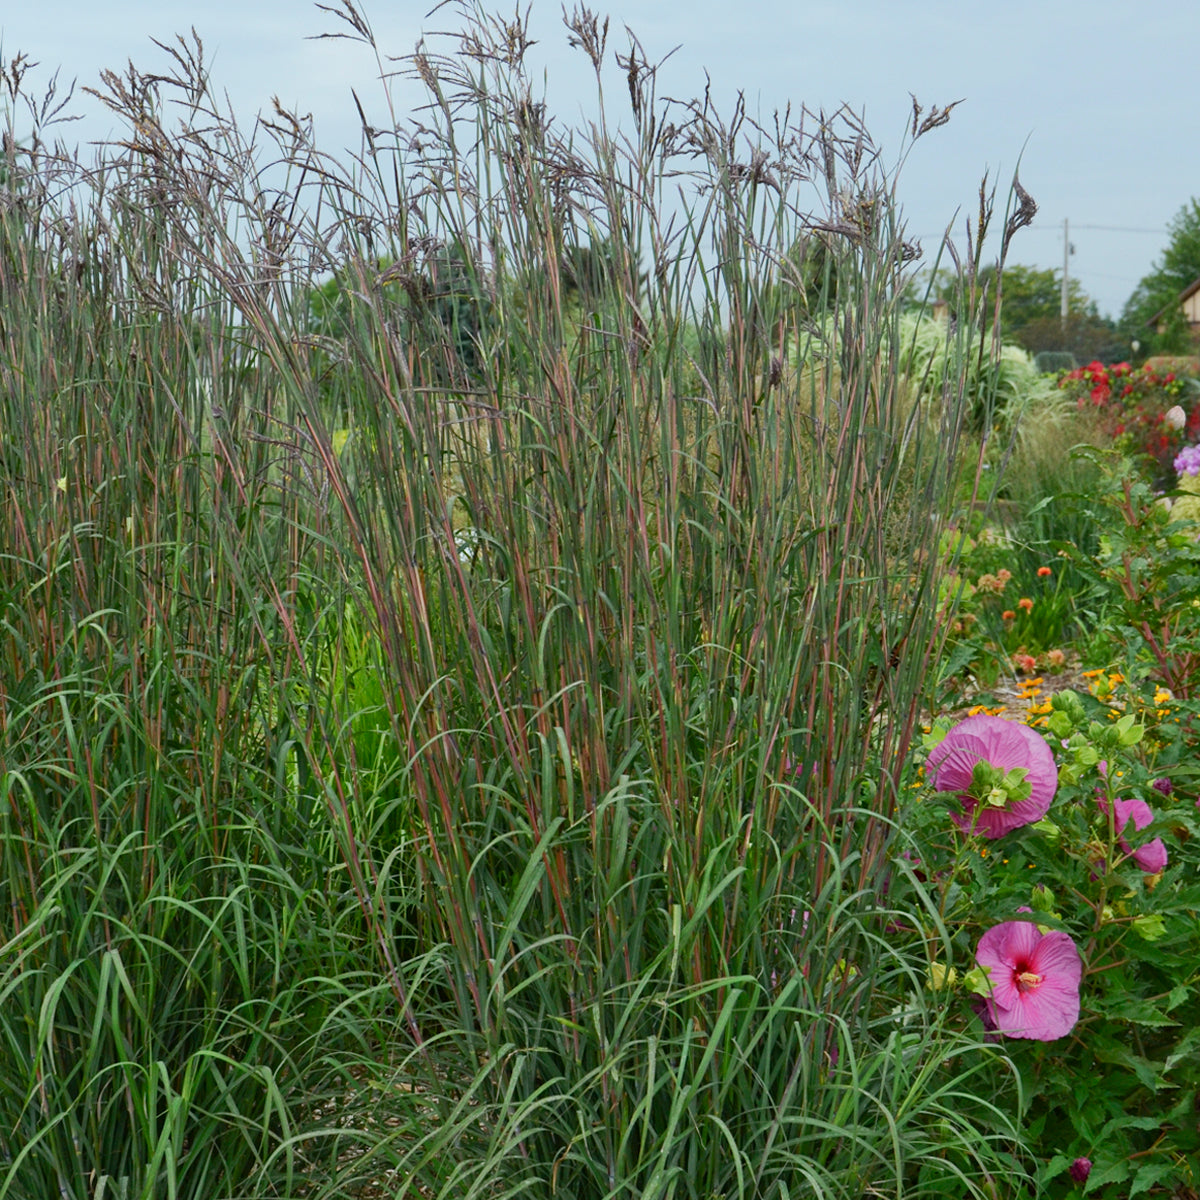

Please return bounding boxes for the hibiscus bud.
[1132,913,1166,941]
[1069,1156,1092,1183]
[1050,689,1087,724]
[926,962,957,990]
[1030,817,1061,844]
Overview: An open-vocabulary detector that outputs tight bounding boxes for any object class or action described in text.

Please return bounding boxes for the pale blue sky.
[3,1,1197,318]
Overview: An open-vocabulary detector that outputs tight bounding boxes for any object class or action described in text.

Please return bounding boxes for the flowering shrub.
[1057,360,1199,484]
[1176,443,1200,477]
[900,683,1200,1194]
[1078,454,1200,698]
[1173,442,1200,530]
[934,529,1082,699]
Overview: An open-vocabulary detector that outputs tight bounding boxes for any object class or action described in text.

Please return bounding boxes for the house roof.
[1148,274,1200,328]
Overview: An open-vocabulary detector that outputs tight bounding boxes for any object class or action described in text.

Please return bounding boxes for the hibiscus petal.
[975,920,1040,1010]
[1029,930,1083,987]
[975,923,1081,1041]
[929,715,1057,839]
[1112,796,1153,834]
[1133,837,1168,874]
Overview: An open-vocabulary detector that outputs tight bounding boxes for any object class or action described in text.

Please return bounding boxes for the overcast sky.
[3,1,1196,319]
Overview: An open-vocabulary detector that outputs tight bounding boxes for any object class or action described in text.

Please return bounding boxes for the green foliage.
[919,263,1119,363]
[892,307,1059,434]
[899,675,1200,1198]
[1121,198,1200,353]
[1067,453,1200,698]
[935,530,1083,695]
[993,264,1096,329]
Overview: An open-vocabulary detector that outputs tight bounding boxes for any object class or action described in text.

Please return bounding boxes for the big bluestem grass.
[0,5,1035,1195]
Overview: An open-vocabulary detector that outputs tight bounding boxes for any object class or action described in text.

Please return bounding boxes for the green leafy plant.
[1066,452,1200,697]
[898,684,1200,1197]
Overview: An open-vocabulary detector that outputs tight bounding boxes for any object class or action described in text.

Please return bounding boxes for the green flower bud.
[1030,817,1061,843]
[962,965,992,997]
[1132,913,1166,942]
[926,962,957,991]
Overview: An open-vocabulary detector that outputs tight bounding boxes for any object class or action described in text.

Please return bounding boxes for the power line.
[1030,223,1164,235]
[907,223,1165,240]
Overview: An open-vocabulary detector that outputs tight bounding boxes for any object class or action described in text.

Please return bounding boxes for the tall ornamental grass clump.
[0,4,1039,1194]
[0,54,425,1199]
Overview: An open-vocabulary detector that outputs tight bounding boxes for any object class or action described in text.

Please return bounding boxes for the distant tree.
[1121,198,1200,354]
[988,264,1098,338]
[914,263,1117,364]
[307,242,492,385]
[1010,312,1127,366]
[560,239,623,310]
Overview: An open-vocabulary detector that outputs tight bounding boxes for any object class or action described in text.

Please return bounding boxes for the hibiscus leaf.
[1034,1154,1071,1185]
[1086,1157,1131,1189]
[1129,1163,1174,1199]
[1110,996,1178,1028]
[1092,1040,1162,1092]
[1165,982,1191,1012]
[1164,1026,1200,1073]
[1100,1111,1180,1135]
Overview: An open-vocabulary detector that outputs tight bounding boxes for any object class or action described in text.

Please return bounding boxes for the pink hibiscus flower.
[975,921,1081,1041]
[926,714,1058,838]
[1099,795,1168,874]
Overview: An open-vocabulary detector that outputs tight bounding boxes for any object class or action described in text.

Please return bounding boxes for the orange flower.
[1002,609,1015,621]
[1037,566,1052,577]
[1018,597,1034,612]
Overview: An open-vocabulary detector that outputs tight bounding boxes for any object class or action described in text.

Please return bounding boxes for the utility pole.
[1061,217,1069,329]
